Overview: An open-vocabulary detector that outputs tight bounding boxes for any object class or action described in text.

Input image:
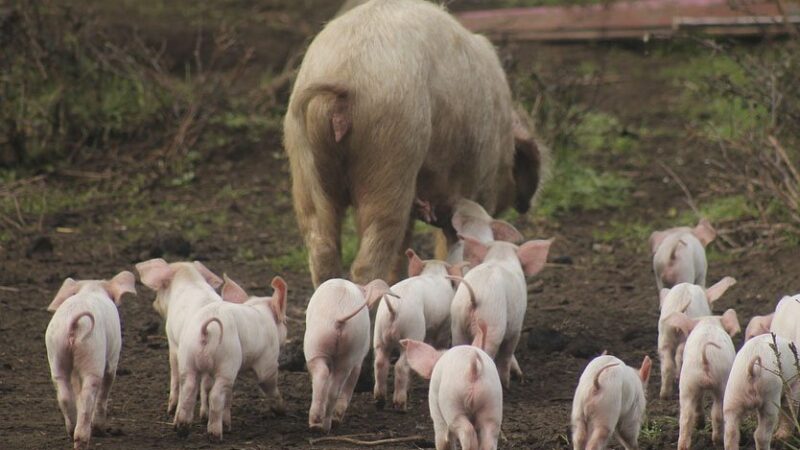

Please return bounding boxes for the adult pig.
[284,0,543,287]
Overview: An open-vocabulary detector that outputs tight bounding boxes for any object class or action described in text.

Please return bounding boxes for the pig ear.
[720,309,741,337]
[745,313,774,341]
[221,274,248,304]
[517,239,552,276]
[447,262,470,278]
[270,276,288,323]
[400,339,442,380]
[194,261,223,289]
[490,220,523,243]
[460,234,489,267]
[135,258,175,291]
[692,218,716,247]
[706,276,736,303]
[360,279,392,308]
[471,320,488,351]
[665,311,697,337]
[104,271,137,306]
[649,230,667,255]
[659,288,670,307]
[406,249,425,277]
[48,278,80,312]
[639,355,652,384]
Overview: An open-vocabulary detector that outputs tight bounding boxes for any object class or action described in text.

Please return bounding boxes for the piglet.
[135,259,223,416]
[174,275,288,441]
[402,322,503,450]
[744,294,800,343]
[657,276,736,399]
[304,278,394,432]
[665,309,740,449]
[450,235,551,387]
[373,249,463,410]
[571,353,652,450]
[649,218,716,291]
[723,333,800,450]
[45,272,136,449]
[446,198,523,264]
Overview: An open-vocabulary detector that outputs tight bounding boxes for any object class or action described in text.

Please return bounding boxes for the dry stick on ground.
[308,434,425,447]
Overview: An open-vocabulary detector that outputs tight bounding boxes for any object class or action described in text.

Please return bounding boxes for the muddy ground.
[0,2,797,449]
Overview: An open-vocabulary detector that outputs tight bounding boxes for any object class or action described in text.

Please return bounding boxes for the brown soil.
[0,3,794,449]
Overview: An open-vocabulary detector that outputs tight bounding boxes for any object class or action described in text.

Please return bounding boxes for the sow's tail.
[291,83,352,145]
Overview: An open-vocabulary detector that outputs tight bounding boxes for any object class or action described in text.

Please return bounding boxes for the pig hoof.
[174,422,191,438]
[309,423,328,434]
[207,432,223,443]
[374,397,386,409]
[73,438,89,450]
[392,401,407,411]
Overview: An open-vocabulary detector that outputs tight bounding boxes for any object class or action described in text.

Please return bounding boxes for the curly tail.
[593,363,620,392]
[336,302,368,329]
[702,342,721,375]
[68,312,95,346]
[200,317,223,346]
[291,82,351,143]
[747,356,762,380]
[446,275,478,308]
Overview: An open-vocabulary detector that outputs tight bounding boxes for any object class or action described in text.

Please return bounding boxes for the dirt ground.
[1,2,797,449]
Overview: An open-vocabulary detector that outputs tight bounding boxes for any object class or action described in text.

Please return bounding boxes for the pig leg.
[495,336,520,389]
[477,417,500,450]
[677,386,701,450]
[168,348,179,415]
[53,376,77,438]
[675,342,686,379]
[174,371,199,437]
[393,352,411,411]
[350,184,417,284]
[199,374,213,419]
[373,345,390,408]
[255,359,286,415]
[207,377,233,442]
[307,358,333,431]
[333,363,362,424]
[429,392,451,450]
[450,415,478,450]
[510,355,524,382]
[658,346,676,400]
[572,419,588,450]
[711,387,724,444]
[73,374,101,449]
[723,407,742,450]
[754,402,779,450]
[92,368,116,433]
[585,424,611,450]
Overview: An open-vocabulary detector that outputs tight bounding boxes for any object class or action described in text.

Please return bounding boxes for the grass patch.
[592,220,652,250]
[535,160,631,217]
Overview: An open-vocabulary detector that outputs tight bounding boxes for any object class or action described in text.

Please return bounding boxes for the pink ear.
[720,309,741,337]
[135,258,175,291]
[360,279,392,308]
[406,249,425,277]
[460,234,488,267]
[194,261,223,289]
[48,278,80,312]
[451,211,471,235]
[490,220,523,243]
[270,276,288,323]
[649,230,667,254]
[639,355,652,384]
[665,311,697,337]
[221,274,248,304]
[706,276,736,303]
[471,320,488,350]
[692,218,716,247]
[447,262,469,278]
[104,271,136,305]
[745,313,773,341]
[517,239,552,276]
[400,339,442,380]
